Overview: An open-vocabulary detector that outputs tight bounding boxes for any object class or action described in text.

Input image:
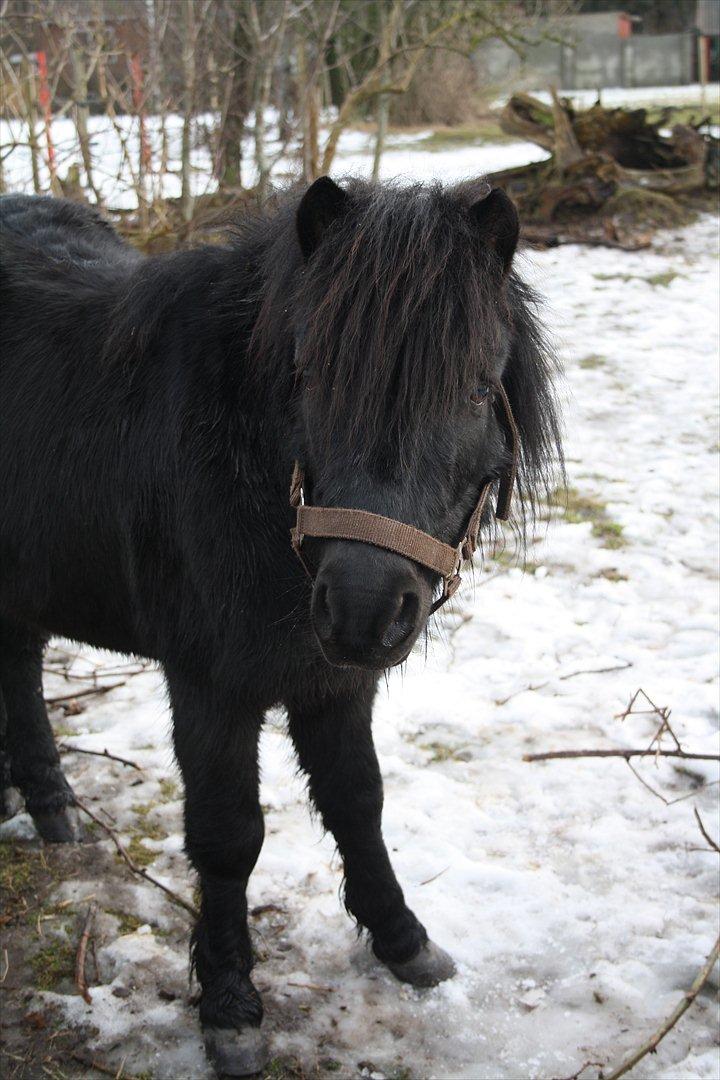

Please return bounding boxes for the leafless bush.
[390,51,484,127]
[0,0,566,234]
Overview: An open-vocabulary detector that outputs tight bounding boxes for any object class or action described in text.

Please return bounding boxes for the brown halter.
[290,381,520,614]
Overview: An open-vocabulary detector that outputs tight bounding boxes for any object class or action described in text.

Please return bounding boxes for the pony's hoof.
[32,805,83,843]
[204,1023,269,1077]
[384,939,456,988]
[1,786,24,822]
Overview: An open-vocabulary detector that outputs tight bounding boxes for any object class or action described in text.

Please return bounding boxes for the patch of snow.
[498,83,720,110]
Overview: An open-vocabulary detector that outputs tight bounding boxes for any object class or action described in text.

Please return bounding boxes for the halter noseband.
[290,381,520,614]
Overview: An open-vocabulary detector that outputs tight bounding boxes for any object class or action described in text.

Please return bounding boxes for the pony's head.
[262,177,562,670]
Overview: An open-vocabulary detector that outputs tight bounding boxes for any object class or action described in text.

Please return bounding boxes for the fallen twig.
[524,748,719,763]
[74,796,198,920]
[44,661,150,682]
[604,935,720,1080]
[694,807,720,854]
[554,1060,604,1080]
[287,980,332,993]
[419,865,449,886]
[75,901,97,1004]
[70,1052,138,1080]
[59,744,143,771]
[496,660,632,705]
[559,661,633,682]
[46,681,125,706]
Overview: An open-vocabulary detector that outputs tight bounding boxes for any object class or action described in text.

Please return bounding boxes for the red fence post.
[130,53,151,175]
[35,50,56,186]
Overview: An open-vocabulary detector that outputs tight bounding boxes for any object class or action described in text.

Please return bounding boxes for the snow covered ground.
[510,82,720,110]
[2,82,716,208]
[1,133,718,1080]
[0,109,550,208]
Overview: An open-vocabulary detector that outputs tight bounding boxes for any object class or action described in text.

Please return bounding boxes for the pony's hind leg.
[0,619,81,842]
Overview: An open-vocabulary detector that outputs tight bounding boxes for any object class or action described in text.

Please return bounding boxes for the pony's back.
[0,194,132,265]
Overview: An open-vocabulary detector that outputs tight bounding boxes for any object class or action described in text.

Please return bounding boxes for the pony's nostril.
[381,591,419,650]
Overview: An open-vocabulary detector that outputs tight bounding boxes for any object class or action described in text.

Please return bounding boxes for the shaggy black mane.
[250,179,563,523]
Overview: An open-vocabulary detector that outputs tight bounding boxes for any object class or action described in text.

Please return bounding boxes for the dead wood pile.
[486,90,719,250]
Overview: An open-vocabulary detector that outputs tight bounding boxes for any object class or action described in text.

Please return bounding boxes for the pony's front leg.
[168,673,267,1077]
[287,680,455,988]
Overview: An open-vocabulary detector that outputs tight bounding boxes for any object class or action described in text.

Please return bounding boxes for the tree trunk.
[20,57,42,195]
[372,92,388,182]
[180,0,196,223]
[70,47,103,204]
[253,58,273,201]
[215,11,249,190]
[550,87,583,174]
[307,83,320,181]
[297,36,319,183]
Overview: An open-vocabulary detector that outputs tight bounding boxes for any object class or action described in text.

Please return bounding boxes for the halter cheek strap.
[289,381,520,614]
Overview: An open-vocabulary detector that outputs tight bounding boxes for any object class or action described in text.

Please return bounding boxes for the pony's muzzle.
[310,544,429,670]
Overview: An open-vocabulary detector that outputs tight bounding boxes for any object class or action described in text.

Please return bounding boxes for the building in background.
[475,2,720,91]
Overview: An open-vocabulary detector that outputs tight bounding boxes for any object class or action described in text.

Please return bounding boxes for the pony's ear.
[469,188,519,274]
[296,176,349,261]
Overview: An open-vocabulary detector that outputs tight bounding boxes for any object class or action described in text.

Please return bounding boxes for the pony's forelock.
[249,179,563,539]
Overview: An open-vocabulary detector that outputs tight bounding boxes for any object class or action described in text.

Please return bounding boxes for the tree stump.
[487,92,717,249]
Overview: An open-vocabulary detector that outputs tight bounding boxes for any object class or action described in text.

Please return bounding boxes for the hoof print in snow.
[203,1024,269,1077]
[383,940,456,988]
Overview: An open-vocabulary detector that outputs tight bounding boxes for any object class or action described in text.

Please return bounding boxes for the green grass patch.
[0,844,37,899]
[107,908,145,935]
[420,741,470,764]
[647,103,720,127]
[408,117,511,150]
[31,939,75,992]
[645,271,679,288]
[593,272,634,284]
[158,778,179,801]
[50,722,77,738]
[131,803,168,842]
[579,354,606,369]
[263,1057,311,1080]
[592,520,625,549]
[551,487,627,550]
[593,270,680,288]
[597,567,628,582]
[490,548,540,573]
[125,834,161,868]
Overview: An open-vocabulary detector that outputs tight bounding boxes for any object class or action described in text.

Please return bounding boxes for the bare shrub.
[390,52,483,128]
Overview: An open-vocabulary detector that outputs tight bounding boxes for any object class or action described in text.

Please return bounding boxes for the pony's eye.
[470,383,491,407]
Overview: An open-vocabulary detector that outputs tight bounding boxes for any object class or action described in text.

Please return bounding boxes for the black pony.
[0,179,561,1076]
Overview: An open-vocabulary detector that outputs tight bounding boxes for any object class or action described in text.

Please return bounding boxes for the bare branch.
[58,744,144,772]
[524,748,719,764]
[604,936,720,1080]
[694,807,720,854]
[45,681,125,706]
[74,796,198,920]
[75,901,97,1004]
